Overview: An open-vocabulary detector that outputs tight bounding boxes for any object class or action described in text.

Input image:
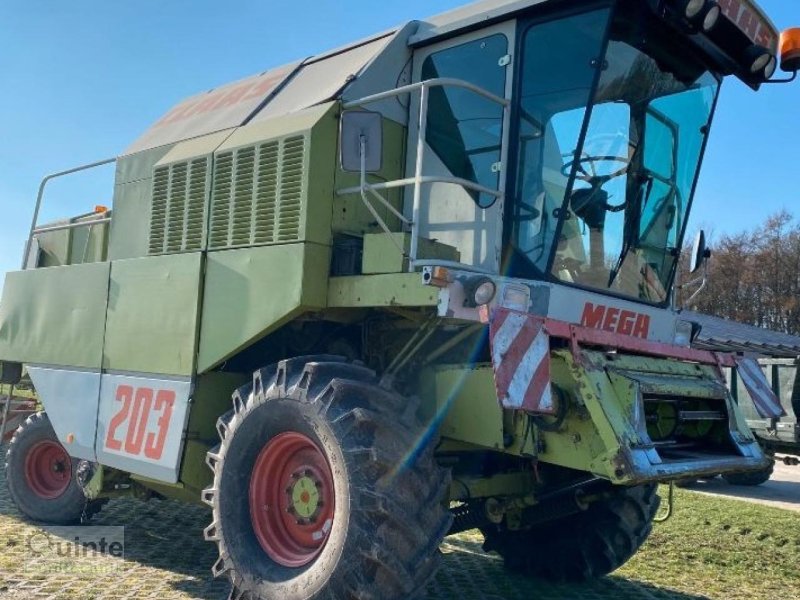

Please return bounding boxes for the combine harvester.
[689,311,800,485]
[1,0,798,597]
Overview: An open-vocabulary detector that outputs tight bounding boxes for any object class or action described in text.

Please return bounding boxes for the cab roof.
[125,0,778,156]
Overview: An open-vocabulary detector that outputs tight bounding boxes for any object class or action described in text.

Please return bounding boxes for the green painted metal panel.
[103,253,203,376]
[178,371,248,497]
[362,233,460,274]
[109,145,174,261]
[328,273,438,307]
[424,365,505,450]
[32,213,109,268]
[197,243,329,373]
[333,118,406,236]
[35,226,71,267]
[67,218,109,265]
[209,102,339,250]
[0,263,110,369]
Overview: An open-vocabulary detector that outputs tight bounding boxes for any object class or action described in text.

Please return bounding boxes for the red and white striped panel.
[1,399,37,443]
[489,308,556,414]
[735,357,785,419]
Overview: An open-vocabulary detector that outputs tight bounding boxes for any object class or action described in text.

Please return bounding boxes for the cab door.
[407,22,515,273]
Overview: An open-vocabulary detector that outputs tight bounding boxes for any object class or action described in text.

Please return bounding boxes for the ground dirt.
[0,448,798,600]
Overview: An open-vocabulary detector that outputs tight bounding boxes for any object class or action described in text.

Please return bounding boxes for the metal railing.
[22,157,116,270]
[339,77,510,272]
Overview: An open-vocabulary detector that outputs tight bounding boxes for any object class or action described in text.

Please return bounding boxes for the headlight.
[463,277,497,307]
[676,0,720,32]
[745,45,777,78]
[682,0,705,18]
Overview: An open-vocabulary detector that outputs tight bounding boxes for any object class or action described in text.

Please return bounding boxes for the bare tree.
[685,211,800,335]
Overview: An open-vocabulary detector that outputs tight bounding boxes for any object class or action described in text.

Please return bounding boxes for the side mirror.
[689,230,710,273]
[340,111,383,173]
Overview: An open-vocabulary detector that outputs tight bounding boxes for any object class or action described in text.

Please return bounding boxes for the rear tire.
[722,462,774,486]
[482,483,659,582]
[203,356,452,600]
[4,412,89,524]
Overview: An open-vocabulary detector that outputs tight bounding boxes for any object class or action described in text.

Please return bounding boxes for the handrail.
[337,176,503,199]
[32,218,111,236]
[342,77,510,109]
[22,157,116,269]
[341,77,510,272]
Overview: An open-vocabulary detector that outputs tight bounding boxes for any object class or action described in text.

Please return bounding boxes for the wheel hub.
[249,432,335,568]
[24,440,72,500]
[289,474,321,520]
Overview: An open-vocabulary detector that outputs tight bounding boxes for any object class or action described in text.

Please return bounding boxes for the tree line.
[678,211,800,336]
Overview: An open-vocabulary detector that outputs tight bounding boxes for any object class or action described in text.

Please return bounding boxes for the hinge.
[491,162,503,173]
[498,54,512,67]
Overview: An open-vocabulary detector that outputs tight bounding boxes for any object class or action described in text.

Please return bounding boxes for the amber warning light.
[780,28,800,73]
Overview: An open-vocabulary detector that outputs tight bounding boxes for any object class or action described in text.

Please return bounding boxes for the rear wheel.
[482,483,659,582]
[4,412,89,524]
[204,356,452,600]
[722,462,774,486]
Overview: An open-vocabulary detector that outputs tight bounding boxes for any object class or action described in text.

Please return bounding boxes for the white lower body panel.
[27,366,192,484]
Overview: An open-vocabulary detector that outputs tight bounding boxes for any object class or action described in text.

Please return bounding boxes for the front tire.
[4,412,88,524]
[203,356,452,600]
[482,483,660,582]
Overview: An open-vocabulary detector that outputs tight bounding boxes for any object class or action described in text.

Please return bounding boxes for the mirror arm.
[682,260,709,308]
[762,71,798,85]
[358,136,409,258]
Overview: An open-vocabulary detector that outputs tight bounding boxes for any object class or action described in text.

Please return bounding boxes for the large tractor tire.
[203,356,452,600]
[4,412,91,524]
[482,483,660,582]
[722,462,774,486]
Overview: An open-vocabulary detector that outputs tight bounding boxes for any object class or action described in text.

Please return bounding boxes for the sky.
[0,0,797,291]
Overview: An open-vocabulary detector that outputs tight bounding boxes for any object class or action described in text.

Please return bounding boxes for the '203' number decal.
[105,386,176,460]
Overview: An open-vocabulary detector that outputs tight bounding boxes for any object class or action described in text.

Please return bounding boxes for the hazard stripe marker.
[489,308,556,414]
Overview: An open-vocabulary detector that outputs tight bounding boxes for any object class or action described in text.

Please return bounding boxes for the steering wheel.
[561,153,630,185]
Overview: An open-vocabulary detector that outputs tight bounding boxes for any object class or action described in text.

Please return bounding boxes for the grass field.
[0,477,798,600]
[617,487,800,600]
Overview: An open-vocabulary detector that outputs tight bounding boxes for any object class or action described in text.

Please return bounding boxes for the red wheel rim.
[249,432,335,568]
[24,440,72,500]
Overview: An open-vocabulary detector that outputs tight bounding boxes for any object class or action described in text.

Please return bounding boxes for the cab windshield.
[507,9,720,304]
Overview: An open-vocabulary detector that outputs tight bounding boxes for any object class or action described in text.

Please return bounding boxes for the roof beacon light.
[780,28,800,73]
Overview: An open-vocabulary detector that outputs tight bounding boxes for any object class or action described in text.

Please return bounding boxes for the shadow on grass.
[434,535,712,600]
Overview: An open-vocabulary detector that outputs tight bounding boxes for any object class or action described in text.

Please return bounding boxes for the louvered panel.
[208,134,307,250]
[209,152,234,249]
[231,147,257,247]
[148,158,210,255]
[165,163,188,253]
[184,159,209,251]
[276,136,305,242]
[253,141,279,245]
[148,167,170,254]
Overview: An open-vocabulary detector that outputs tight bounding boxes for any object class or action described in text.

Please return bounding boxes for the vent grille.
[209,135,307,249]
[148,158,210,255]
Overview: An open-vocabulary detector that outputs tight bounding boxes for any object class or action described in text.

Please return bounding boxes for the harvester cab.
[0,1,798,598]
